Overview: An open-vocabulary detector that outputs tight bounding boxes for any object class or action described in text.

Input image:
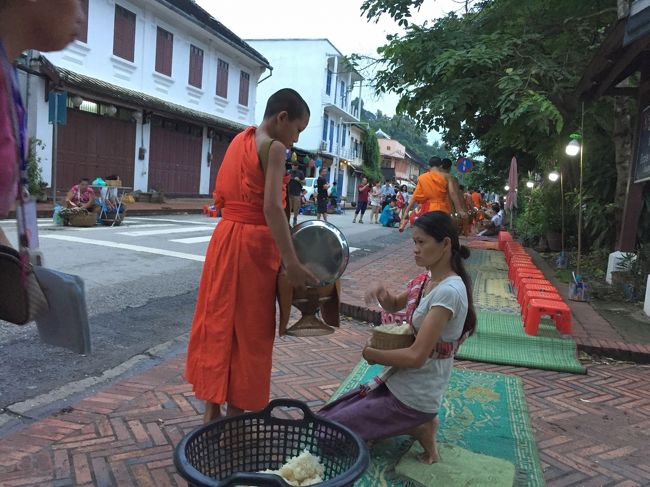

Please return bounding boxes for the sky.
[195,0,460,133]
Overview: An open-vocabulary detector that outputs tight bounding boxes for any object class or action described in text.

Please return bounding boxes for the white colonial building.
[246,39,367,202]
[18,0,270,195]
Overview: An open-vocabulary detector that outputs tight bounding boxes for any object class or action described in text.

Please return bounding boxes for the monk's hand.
[285,261,319,289]
[362,339,377,365]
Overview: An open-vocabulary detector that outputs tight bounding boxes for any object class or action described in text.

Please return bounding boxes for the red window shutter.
[155,27,173,76]
[78,0,89,43]
[113,5,136,62]
[189,45,203,88]
[216,59,229,98]
[239,71,250,106]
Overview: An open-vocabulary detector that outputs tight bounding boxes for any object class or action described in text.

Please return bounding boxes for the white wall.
[44,0,265,126]
[248,39,362,157]
[26,0,267,194]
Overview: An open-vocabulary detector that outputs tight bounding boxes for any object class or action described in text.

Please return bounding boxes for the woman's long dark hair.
[412,211,477,337]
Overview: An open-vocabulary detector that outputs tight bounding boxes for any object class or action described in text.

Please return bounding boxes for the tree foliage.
[360,0,616,165]
[356,0,641,249]
[362,129,383,182]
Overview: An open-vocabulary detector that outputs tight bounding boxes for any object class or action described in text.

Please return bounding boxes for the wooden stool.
[517,280,555,303]
[524,298,572,335]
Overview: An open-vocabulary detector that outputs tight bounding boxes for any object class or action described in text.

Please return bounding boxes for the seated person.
[379,199,401,227]
[65,178,96,211]
[478,203,503,236]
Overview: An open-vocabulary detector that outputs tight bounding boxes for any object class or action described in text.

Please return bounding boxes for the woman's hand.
[362,338,377,365]
[365,283,390,309]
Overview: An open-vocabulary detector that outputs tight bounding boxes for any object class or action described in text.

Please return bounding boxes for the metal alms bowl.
[291,220,349,287]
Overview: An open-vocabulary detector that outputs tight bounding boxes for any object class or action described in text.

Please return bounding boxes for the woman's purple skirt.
[319,383,436,441]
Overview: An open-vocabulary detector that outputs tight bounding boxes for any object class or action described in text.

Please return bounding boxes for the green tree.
[363,129,383,182]
[357,0,638,248]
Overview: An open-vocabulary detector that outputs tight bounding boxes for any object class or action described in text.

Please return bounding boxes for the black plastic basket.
[174,399,369,486]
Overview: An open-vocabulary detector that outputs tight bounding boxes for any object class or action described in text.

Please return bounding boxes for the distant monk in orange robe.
[400,156,466,231]
[185,89,316,422]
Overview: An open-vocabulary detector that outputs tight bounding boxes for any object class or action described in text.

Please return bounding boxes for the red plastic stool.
[208,209,218,217]
[498,231,513,250]
[521,290,563,321]
[508,262,537,281]
[524,298,572,335]
[517,280,555,303]
[514,270,546,289]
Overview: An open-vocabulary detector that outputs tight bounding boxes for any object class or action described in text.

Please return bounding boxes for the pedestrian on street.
[186,89,317,422]
[287,161,304,226]
[316,167,329,221]
[0,0,85,247]
[369,181,381,224]
[329,181,338,212]
[352,177,370,223]
[319,211,476,464]
[400,156,467,232]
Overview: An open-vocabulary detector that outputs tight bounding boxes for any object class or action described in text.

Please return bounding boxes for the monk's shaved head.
[264,88,310,121]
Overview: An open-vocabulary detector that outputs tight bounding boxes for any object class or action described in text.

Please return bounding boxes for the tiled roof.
[159,0,271,69]
[41,58,247,133]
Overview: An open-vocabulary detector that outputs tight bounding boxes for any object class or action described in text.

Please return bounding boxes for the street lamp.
[566,122,585,275]
[548,169,566,261]
[526,181,534,188]
[504,185,510,191]
[565,139,580,156]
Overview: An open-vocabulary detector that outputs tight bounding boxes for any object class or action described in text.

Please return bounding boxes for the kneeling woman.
[319,211,477,463]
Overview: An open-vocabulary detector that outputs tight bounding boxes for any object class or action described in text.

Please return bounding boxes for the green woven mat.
[457,311,586,374]
[466,249,509,271]
[329,361,545,487]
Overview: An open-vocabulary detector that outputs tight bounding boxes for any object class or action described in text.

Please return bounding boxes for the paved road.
[0,212,406,418]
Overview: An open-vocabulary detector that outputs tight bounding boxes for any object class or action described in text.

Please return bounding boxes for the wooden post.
[617,63,649,251]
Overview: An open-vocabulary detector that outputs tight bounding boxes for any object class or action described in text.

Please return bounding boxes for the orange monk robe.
[411,170,451,214]
[185,127,285,411]
[471,191,482,209]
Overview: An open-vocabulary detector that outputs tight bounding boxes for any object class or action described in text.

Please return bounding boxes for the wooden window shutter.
[78,0,89,43]
[239,71,250,106]
[113,5,136,61]
[189,45,203,88]
[216,59,229,98]
[155,27,173,76]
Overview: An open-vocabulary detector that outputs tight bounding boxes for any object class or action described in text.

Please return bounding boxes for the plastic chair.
[524,298,572,335]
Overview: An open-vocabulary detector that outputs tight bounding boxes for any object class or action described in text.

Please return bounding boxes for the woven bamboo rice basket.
[371,329,415,350]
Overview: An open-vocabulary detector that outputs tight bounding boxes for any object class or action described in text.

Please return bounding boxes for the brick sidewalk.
[1,322,649,486]
[2,238,650,486]
[341,237,650,361]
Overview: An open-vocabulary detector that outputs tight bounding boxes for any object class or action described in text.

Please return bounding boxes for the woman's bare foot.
[417,447,440,465]
[406,417,440,464]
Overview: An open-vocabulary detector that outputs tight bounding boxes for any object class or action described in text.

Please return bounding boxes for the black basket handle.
[223,471,291,486]
[260,398,317,421]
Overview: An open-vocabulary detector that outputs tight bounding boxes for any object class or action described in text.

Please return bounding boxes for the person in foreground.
[185,89,317,422]
[319,211,477,464]
[0,0,85,247]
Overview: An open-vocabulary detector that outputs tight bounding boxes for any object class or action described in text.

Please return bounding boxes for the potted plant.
[27,138,48,202]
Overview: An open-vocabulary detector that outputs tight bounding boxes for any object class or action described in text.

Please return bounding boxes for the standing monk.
[400,156,466,231]
[186,89,317,422]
